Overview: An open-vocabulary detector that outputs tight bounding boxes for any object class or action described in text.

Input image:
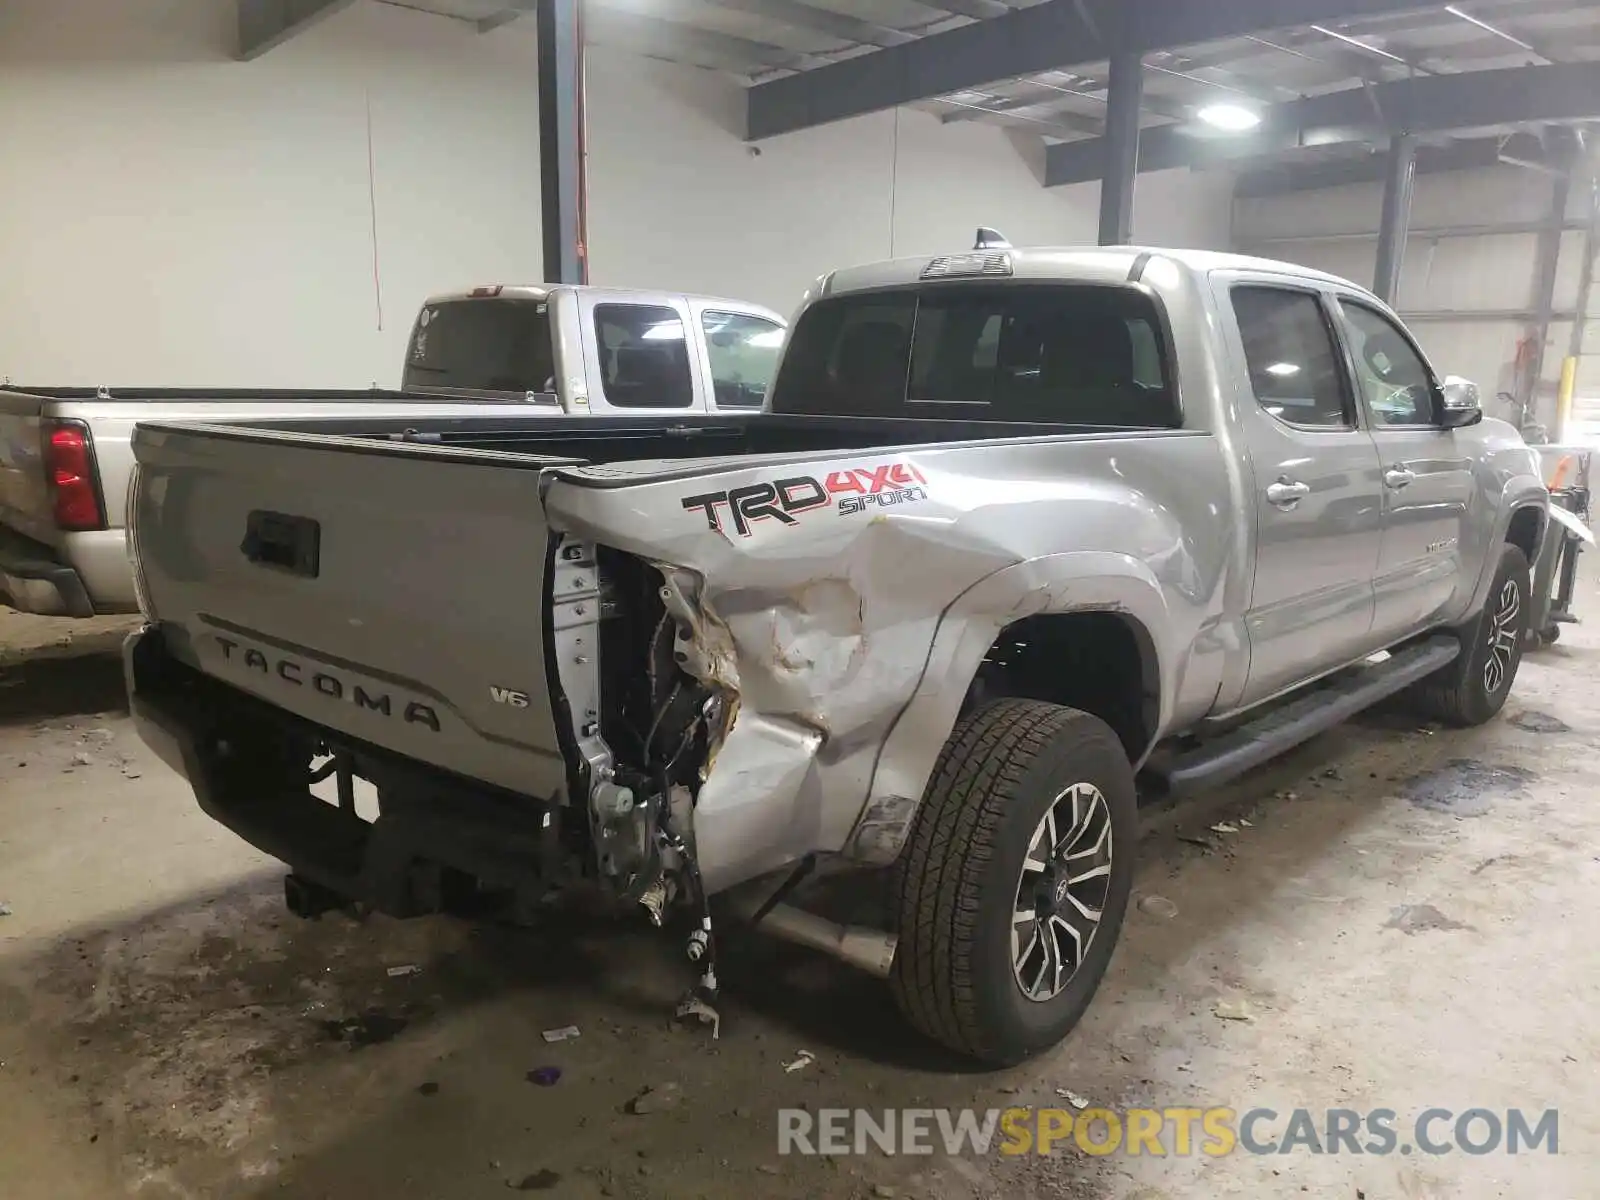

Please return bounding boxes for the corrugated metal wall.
[1234,166,1593,439]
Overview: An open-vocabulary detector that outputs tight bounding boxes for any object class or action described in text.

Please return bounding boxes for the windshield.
[402,298,555,395]
[771,284,1177,426]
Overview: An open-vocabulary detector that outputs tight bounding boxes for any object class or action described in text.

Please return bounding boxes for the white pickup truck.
[0,285,784,616]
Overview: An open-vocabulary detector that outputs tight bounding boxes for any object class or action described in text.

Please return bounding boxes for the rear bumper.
[0,525,94,616]
[125,626,560,917]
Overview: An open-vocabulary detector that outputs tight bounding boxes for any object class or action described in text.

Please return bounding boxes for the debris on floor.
[511,1169,562,1191]
[1136,894,1178,919]
[1384,904,1474,935]
[783,1050,815,1073]
[1054,1089,1090,1109]
[318,1010,408,1048]
[540,1025,581,1043]
[1212,998,1256,1022]
[417,1081,440,1096]
[626,1082,682,1115]
[385,963,421,978]
[526,1067,562,1087]
[1209,821,1241,835]
[0,902,11,917]
[675,993,721,1039]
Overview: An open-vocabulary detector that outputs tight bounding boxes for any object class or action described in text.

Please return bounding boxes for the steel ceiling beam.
[591,10,812,69]
[926,0,1012,18]
[1234,138,1507,195]
[746,0,1440,139]
[1235,130,1584,195]
[485,2,812,72]
[237,0,358,59]
[1045,60,1600,186]
[699,0,914,48]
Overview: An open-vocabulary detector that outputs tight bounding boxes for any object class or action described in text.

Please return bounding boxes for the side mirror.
[1439,376,1483,429]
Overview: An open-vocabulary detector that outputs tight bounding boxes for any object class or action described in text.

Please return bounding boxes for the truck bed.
[128,412,1198,803]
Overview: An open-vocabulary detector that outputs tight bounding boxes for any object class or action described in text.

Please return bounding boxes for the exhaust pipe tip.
[742,899,898,978]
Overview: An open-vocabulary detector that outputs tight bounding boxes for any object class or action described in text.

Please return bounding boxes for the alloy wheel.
[1483,577,1521,694]
[1011,782,1114,1003]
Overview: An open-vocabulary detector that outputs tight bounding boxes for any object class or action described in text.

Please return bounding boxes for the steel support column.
[1098,53,1143,246]
[1373,135,1417,304]
[1522,173,1572,422]
[538,0,587,284]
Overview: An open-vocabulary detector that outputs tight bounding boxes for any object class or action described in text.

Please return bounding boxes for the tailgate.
[0,391,53,543]
[130,422,580,800]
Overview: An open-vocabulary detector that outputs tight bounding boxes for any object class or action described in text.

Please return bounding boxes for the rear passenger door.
[576,294,708,412]
[688,304,787,412]
[1332,295,1475,641]
[1225,280,1385,708]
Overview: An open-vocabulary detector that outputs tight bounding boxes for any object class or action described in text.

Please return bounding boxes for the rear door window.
[593,304,695,409]
[403,299,554,394]
[772,285,1177,426]
[1231,287,1353,429]
[701,311,785,409]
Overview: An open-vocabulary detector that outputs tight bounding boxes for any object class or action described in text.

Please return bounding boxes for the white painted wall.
[0,0,543,388]
[1234,167,1585,429]
[0,0,1235,388]
[582,46,1236,318]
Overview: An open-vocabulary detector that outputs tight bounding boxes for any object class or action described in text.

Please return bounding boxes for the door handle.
[1384,467,1416,489]
[1266,479,1310,508]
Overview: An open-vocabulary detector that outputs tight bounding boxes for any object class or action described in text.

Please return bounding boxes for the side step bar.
[1144,635,1461,797]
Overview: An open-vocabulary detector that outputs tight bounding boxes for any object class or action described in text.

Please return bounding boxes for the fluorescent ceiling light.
[1444,5,1535,51]
[1311,23,1408,63]
[1197,103,1263,132]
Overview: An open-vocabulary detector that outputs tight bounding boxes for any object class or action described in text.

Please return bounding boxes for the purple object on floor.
[527,1066,562,1087]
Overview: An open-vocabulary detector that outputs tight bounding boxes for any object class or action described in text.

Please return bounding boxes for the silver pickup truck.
[0,286,783,615]
[123,244,1545,1064]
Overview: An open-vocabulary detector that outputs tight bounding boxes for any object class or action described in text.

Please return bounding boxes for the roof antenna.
[974,227,1011,250]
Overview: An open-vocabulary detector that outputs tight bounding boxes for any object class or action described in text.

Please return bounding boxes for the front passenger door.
[1335,298,1475,642]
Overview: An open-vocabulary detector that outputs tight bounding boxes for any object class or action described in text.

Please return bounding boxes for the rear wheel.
[889,699,1137,1064]
[1410,543,1531,727]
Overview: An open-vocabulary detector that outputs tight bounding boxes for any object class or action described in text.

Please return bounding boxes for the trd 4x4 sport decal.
[681,462,930,537]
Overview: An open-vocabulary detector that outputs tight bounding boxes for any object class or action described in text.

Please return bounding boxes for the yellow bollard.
[1555,356,1578,444]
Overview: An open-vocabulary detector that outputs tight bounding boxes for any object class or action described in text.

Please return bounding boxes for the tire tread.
[889,698,1121,1060]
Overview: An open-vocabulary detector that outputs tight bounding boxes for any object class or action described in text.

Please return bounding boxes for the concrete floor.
[2,594,1597,1199]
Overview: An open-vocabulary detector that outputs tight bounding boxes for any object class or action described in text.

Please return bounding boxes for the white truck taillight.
[43,419,105,531]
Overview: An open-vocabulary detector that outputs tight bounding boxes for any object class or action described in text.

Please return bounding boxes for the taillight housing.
[43,420,106,532]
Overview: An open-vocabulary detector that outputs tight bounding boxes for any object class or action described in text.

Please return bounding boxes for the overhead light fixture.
[1444,5,1535,51]
[1310,23,1408,64]
[1265,361,1302,377]
[1197,103,1263,132]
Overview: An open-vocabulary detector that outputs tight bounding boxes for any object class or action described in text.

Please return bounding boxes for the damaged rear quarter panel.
[543,434,1233,892]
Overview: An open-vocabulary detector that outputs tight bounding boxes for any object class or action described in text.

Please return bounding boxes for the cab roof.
[816,244,1368,301]
[419,284,786,324]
